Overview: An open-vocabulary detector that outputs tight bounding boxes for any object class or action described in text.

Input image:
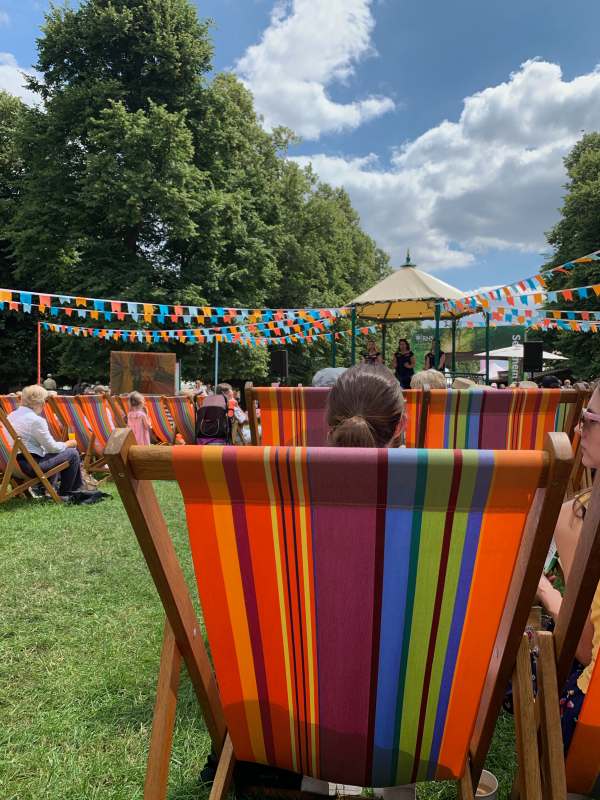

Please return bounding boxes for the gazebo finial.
[404,248,413,267]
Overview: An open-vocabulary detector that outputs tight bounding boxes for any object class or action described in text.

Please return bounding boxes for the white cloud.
[292,60,600,269]
[235,0,394,140]
[0,52,39,104]
[0,11,9,26]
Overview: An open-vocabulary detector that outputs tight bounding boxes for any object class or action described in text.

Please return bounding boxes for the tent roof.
[473,345,568,361]
[349,256,469,321]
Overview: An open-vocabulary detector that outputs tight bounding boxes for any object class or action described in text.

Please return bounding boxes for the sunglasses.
[580,408,600,428]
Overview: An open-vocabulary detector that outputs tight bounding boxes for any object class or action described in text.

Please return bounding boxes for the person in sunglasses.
[536,390,600,749]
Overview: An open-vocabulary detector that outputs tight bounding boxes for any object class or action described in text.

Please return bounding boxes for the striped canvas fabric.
[402,390,423,448]
[163,396,196,444]
[41,404,65,441]
[0,395,19,415]
[51,396,93,453]
[0,420,13,470]
[174,445,544,787]
[77,395,115,452]
[423,389,564,450]
[254,388,330,446]
[565,652,600,796]
[144,396,175,444]
[554,399,575,436]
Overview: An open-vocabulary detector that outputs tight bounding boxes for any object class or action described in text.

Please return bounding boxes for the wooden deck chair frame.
[244,382,260,445]
[48,395,107,474]
[0,408,67,504]
[105,430,572,800]
[516,472,600,800]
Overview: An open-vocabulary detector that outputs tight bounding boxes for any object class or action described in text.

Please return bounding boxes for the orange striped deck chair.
[0,395,20,415]
[162,395,196,444]
[48,395,106,472]
[402,389,425,448]
[245,386,330,445]
[105,429,572,800]
[0,409,66,503]
[421,389,580,450]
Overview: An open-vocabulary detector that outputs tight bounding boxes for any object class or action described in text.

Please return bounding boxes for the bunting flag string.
[441,249,600,312]
[41,321,378,347]
[0,287,349,326]
[0,296,345,337]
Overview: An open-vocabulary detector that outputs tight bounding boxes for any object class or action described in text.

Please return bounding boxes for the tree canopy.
[542,133,600,380]
[0,0,389,389]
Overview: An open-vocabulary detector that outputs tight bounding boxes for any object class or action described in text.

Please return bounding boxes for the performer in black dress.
[392,339,416,389]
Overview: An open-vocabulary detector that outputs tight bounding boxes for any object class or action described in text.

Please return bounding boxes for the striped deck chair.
[0,395,19,415]
[402,389,425,448]
[421,389,579,450]
[245,385,330,445]
[0,409,66,503]
[144,396,176,445]
[162,395,196,444]
[48,395,106,472]
[108,395,128,428]
[105,429,573,800]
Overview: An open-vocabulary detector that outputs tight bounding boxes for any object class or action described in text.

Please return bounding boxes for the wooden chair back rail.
[106,430,572,799]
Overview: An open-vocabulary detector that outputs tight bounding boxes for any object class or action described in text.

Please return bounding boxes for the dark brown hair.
[326,364,405,448]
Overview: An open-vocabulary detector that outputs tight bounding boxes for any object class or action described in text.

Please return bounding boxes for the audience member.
[541,374,561,389]
[362,339,383,365]
[312,367,346,387]
[536,381,600,749]
[326,364,405,448]
[7,385,83,496]
[127,391,152,445]
[452,377,476,389]
[42,373,57,391]
[410,369,446,389]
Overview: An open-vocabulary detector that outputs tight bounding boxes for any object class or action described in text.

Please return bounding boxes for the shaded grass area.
[0,485,516,799]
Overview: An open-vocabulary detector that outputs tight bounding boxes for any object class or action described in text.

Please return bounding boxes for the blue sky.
[3,0,600,292]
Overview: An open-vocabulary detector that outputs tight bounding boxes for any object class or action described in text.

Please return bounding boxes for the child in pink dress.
[127,391,153,445]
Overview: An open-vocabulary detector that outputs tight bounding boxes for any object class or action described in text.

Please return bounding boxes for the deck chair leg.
[536,632,567,800]
[457,757,475,800]
[208,734,235,800]
[513,635,543,800]
[144,619,182,800]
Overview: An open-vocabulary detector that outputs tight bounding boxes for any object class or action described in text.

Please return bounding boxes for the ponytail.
[328,414,377,447]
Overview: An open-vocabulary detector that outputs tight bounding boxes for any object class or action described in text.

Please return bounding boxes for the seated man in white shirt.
[8,385,83,496]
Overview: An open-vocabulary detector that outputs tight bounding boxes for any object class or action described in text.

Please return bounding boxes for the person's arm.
[391,354,397,369]
[32,414,67,454]
[537,500,595,665]
[409,354,416,369]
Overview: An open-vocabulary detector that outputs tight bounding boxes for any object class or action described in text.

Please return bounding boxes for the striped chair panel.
[0,395,19,415]
[145,396,175,444]
[402,390,423,448]
[50,396,93,453]
[41,403,65,441]
[0,419,13,471]
[76,395,115,452]
[174,446,544,787]
[163,396,196,444]
[423,389,566,450]
[253,387,330,446]
[565,638,600,796]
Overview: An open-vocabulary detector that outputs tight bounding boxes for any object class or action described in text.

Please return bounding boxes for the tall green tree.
[542,133,600,379]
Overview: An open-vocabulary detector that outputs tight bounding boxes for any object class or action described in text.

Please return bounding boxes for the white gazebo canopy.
[474,345,567,361]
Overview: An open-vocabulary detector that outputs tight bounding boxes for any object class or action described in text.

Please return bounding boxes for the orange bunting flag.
[75,297,86,307]
[143,304,153,322]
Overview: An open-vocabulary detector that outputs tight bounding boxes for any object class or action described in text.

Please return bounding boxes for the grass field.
[0,484,516,800]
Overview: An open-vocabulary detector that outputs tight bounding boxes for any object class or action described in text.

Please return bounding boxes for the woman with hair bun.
[326,363,405,448]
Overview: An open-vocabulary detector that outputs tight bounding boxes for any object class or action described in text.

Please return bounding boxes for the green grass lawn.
[0,484,516,799]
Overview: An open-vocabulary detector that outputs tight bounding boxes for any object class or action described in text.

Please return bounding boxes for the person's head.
[541,374,561,389]
[216,382,234,399]
[312,367,346,387]
[563,379,572,388]
[397,338,410,353]
[366,339,378,353]
[20,384,48,414]
[578,382,600,469]
[410,369,446,390]
[518,380,538,389]
[452,377,476,390]
[326,364,405,448]
[46,373,53,379]
[129,391,146,409]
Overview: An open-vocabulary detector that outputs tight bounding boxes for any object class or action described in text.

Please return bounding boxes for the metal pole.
[434,304,441,366]
[451,317,457,373]
[214,337,220,388]
[485,313,490,385]
[382,323,387,364]
[37,322,42,385]
[331,323,337,367]
[351,307,357,365]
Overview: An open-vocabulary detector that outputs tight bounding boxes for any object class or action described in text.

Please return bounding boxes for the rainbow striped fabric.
[77,395,115,452]
[402,390,423,448]
[144,396,175,444]
[0,418,13,470]
[163,396,196,444]
[423,389,566,449]
[566,653,600,796]
[0,395,19,415]
[51,396,93,452]
[174,445,544,787]
[254,388,330,446]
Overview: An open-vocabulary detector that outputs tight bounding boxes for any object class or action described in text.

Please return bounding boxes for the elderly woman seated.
[410,368,447,389]
[7,385,83,497]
